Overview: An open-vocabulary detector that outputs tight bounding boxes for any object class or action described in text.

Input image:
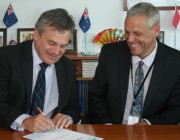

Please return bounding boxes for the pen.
[37,107,55,129]
[37,107,45,115]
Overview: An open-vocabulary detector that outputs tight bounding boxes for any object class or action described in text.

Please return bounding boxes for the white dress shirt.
[11,42,59,130]
[122,42,157,124]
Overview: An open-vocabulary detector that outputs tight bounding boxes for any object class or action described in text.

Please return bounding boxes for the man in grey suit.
[0,8,80,132]
[88,2,180,125]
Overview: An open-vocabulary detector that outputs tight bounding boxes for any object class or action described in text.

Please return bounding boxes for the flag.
[79,7,91,33]
[3,3,18,28]
[172,6,180,28]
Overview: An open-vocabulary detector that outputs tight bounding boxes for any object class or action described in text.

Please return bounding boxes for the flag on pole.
[172,5,180,28]
[3,3,18,28]
[79,7,91,33]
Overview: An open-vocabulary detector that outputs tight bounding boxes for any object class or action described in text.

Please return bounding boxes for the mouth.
[129,44,139,48]
[48,54,59,60]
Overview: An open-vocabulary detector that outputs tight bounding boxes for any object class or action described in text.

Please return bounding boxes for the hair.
[126,2,160,28]
[35,8,75,35]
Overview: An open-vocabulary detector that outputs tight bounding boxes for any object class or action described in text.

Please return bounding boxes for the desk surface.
[0,125,180,140]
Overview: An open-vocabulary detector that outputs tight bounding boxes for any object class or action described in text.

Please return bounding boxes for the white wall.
[0,0,180,52]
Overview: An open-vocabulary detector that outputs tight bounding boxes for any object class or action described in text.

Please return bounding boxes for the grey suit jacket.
[0,40,80,129]
[88,40,180,124]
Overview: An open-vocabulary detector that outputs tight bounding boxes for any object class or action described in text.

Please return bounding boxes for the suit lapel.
[55,60,65,111]
[143,43,167,113]
[20,41,33,109]
[119,49,132,115]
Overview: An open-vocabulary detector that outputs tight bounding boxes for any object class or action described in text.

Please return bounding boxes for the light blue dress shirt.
[11,42,59,130]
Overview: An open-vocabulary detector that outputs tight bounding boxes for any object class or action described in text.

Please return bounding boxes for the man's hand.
[21,114,54,132]
[51,113,73,129]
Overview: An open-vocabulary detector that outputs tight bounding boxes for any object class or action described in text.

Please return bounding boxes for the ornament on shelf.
[93,28,125,46]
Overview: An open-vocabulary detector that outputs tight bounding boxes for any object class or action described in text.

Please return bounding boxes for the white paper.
[23,128,103,140]
[128,116,140,125]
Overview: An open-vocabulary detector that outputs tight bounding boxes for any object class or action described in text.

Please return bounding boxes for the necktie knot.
[40,62,48,71]
[138,61,144,67]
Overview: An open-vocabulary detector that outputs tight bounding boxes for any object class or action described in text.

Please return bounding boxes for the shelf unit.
[65,53,99,113]
[65,53,99,80]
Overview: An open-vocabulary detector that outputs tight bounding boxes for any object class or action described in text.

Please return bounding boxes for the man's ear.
[33,28,39,41]
[154,24,160,38]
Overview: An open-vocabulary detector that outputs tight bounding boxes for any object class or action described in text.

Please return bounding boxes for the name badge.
[127,116,140,125]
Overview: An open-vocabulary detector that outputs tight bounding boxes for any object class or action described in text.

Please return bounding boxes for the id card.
[127,116,140,125]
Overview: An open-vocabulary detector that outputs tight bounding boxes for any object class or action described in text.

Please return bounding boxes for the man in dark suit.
[0,8,80,132]
[88,2,180,125]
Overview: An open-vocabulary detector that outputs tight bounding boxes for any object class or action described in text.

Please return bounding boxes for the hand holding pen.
[37,107,73,129]
[21,107,54,132]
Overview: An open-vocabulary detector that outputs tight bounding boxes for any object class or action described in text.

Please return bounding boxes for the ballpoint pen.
[37,107,55,129]
[37,107,45,115]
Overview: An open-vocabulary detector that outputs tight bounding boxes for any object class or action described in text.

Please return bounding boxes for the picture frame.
[123,0,180,10]
[0,28,7,47]
[157,31,164,43]
[65,29,77,54]
[17,28,34,43]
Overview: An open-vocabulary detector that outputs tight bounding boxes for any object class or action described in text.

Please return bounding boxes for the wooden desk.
[0,125,180,140]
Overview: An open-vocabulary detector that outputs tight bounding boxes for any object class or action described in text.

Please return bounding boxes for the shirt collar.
[132,41,157,67]
[32,41,43,67]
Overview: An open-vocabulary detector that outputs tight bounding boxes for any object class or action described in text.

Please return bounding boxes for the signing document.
[24,128,102,140]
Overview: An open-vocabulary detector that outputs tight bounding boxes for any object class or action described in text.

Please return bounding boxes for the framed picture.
[157,31,164,43]
[0,28,7,47]
[17,28,34,43]
[123,0,180,10]
[65,29,77,54]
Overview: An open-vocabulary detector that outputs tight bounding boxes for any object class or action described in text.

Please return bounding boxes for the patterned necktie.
[130,61,144,117]
[28,62,48,115]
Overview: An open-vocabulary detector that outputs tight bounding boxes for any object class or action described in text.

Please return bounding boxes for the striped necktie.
[28,62,48,115]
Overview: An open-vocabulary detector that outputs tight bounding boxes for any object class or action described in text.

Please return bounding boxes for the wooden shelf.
[65,53,99,60]
[65,53,99,80]
[76,77,93,81]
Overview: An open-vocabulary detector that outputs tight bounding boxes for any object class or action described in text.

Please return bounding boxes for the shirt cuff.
[10,114,30,131]
[141,118,151,125]
[104,123,113,125]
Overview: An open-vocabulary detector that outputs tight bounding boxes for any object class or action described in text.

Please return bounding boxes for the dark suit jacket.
[88,40,180,124]
[0,40,80,129]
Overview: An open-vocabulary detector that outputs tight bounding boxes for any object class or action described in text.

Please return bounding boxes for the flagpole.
[174,28,176,49]
[82,33,86,55]
[10,27,13,41]
[174,5,176,49]
[85,33,87,54]
[79,6,91,55]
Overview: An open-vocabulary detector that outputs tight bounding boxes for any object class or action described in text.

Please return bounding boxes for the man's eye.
[59,45,67,49]
[49,42,55,45]
[135,33,141,36]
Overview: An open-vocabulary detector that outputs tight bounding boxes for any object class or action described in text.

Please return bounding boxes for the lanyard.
[130,60,155,100]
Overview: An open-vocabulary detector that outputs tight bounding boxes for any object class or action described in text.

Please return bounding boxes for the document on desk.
[23,128,103,140]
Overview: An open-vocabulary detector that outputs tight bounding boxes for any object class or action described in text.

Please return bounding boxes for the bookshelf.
[65,53,99,80]
[65,53,99,113]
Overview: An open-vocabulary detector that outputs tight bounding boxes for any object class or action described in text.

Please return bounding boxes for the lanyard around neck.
[130,60,155,99]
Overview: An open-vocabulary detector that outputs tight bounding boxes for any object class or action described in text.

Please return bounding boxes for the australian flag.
[3,4,18,28]
[79,7,91,33]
